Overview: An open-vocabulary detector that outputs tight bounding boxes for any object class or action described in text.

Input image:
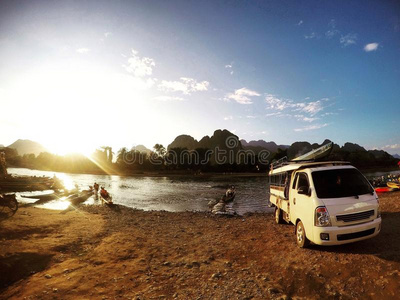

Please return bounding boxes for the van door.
[289,172,299,223]
[291,172,313,232]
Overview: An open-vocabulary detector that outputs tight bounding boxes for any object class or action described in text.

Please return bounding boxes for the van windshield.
[311,168,373,199]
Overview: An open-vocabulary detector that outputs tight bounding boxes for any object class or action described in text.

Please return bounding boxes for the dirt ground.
[1,192,400,300]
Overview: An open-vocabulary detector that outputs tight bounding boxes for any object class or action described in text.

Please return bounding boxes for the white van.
[269,160,381,247]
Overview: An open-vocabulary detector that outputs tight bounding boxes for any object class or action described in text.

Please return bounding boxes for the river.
[8,168,272,215]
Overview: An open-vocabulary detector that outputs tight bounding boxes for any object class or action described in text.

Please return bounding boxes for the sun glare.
[4,61,167,155]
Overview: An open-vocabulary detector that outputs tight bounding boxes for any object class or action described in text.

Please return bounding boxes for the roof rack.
[271,156,316,169]
[271,156,289,169]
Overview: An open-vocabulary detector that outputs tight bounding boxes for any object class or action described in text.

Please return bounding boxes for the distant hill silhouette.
[341,142,366,152]
[0,144,4,149]
[7,139,47,156]
[132,145,151,154]
[168,130,243,152]
[168,135,198,150]
[393,154,400,159]
[167,129,243,167]
[240,140,289,154]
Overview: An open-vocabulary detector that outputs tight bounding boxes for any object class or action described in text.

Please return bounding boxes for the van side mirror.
[298,186,310,196]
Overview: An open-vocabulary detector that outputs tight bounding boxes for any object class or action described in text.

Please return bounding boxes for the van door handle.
[293,198,296,205]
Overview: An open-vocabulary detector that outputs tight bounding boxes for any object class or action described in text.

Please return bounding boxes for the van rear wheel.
[275,207,284,224]
[296,221,310,248]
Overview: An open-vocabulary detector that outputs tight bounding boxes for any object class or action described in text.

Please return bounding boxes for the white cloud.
[340,33,357,47]
[224,116,233,121]
[325,19,339,38]
[159,80,189,93]
[297,20,303,26]
[321,112,337,116]
[295,114,319,122]
[104,32,112,38]
[382,144,400,150]
[266,112,283,117]
[225,88,260,104]
[325,29,339,38]
[158,77,209,95]
[266,93,332,118]
[364,43,379,52]
[265,95,325,116]
[265,94,294,110]
[153,96,184,102]
[246,115,257,119]
[296,100,324,116]
[304,32,317,39]
[76,48,90,54]
[265,112,292,118]
[294,123,329,132]
[123,49,155,77]
[225,64,234,75]
[302,117,319,122]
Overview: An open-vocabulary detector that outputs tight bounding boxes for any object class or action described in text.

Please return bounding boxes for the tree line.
[2,142,398,175]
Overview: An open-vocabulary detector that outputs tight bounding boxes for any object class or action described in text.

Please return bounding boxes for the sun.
[4,59,179,156]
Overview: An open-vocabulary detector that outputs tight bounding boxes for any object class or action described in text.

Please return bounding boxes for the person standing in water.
[93,182,99,199]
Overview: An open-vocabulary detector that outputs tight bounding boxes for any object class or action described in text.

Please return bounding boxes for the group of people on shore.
[89,182,111,201]
[370,174,400,187]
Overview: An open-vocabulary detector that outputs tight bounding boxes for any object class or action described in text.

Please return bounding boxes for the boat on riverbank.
[0,176,57,192]
[67,190,93,206]
[387,182,400,190]
[100,194,113,205]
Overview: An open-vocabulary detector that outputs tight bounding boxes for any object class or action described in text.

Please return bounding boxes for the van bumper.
[311,217,381,246]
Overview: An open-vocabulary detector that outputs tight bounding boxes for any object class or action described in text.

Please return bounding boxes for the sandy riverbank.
[1,193,400,299]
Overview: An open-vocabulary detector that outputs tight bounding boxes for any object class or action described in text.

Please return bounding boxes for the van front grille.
[337,228,375,241]
[336,210,374,223]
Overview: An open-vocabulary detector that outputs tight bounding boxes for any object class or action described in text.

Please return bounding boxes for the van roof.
[269,161,351,175]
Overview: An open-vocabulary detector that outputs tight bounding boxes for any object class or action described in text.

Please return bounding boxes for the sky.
[0,0,399,155]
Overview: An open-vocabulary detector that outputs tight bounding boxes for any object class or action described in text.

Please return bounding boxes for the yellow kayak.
[387,182,400,189]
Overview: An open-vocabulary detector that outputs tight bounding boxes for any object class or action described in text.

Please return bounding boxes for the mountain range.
[240,140,289,154]
[168,129,242,151]
[3,139,48,156]
[1,130,399,162]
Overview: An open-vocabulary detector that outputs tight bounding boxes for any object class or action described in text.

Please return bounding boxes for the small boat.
[100,194,113,205]
[21,192,67,202]
[67,190,92,205]
[375,187,392,193]
[292,142,333,162]
[387,182,400,189]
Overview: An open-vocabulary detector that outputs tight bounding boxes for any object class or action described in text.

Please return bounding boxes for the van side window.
[298,173,309,189]
[292,173,299,189]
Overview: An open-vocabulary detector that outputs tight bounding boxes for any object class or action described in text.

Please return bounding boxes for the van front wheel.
[275,207,284,224]
[296,221,310,248]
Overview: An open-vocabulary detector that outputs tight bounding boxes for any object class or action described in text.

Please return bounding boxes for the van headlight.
[315,206,331,227]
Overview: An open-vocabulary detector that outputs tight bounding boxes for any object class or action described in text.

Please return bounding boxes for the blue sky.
[0,0,399,155]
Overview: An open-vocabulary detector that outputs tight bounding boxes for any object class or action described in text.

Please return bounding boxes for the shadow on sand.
[0,252,53,290]
[309,211,400,264]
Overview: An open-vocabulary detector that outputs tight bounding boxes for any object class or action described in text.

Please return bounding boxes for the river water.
[8,168,272,215]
